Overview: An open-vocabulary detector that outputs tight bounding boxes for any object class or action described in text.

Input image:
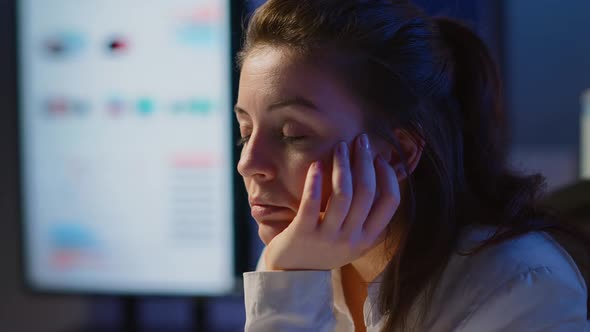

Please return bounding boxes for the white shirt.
[243,226,589,331]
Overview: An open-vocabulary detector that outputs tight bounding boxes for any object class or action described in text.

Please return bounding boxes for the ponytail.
[436,17,506,165]
[435,17,545,226]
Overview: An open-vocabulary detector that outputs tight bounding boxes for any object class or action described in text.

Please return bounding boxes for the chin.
[258,228,277,246]
[257,219,291,245]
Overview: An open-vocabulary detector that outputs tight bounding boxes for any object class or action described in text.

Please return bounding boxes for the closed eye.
[236,135,307,147]
[236,136,250,147]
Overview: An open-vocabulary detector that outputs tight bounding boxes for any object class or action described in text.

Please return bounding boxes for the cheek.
[294,152,334,212]
[285,147,336,211]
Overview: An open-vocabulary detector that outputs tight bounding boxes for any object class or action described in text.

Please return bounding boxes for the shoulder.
[453,225,586,293]
[422,225,589,331]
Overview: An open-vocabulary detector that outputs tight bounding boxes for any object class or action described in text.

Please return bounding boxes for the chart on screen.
[18,0,236,295]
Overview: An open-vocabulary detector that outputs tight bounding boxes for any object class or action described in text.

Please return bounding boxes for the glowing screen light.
[18,0,235,295]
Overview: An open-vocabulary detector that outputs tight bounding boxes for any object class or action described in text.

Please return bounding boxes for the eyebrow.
[234,96,319,116]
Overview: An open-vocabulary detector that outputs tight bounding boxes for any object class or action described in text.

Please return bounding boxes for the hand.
[264,133,401,271]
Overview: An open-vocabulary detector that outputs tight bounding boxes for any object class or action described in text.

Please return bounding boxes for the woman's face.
[236,46,380,245]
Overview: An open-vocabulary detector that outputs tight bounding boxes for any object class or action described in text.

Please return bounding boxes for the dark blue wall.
[505,0,590,146]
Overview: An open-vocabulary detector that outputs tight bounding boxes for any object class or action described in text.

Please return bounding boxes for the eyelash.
[236,134,306,147]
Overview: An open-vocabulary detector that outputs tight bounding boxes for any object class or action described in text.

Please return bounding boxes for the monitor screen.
[17,0,236,295]
[582,89,590,179]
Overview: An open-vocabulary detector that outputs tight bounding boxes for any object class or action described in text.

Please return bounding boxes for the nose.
[237,133,277,181]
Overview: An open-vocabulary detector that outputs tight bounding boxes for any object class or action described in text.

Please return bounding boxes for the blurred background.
[0,0,588,331]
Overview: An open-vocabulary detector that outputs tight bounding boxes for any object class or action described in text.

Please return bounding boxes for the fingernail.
[360,133,370,150]
[315,160,322,172]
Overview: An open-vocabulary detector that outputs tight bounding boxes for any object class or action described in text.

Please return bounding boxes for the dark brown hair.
[238,0,589,330]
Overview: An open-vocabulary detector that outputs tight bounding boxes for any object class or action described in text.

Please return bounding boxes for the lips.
[249,197,281,207]
[250,204,291,219]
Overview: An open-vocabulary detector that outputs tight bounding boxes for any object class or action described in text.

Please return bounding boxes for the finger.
[341,134,376,236]
[320,141,352,236]
[292,161,323,233]
[362,155,401,241]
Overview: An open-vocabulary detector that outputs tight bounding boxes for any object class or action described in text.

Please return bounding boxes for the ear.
[385,129,424,181]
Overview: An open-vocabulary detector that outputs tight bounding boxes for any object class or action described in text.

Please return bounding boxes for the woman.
[234,0,590,331]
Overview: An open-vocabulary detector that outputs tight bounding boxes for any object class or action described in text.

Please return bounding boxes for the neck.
[349,237,391,283]
[349,214,405,282]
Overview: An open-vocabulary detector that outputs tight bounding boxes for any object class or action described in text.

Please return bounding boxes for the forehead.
[237,46,365,123]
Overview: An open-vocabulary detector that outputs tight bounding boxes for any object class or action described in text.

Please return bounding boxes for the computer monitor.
[17,0,244,296]
[582,89,590,179]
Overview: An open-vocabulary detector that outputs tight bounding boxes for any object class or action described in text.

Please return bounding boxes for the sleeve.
[456,266,589,332]
[243,247,339,332]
